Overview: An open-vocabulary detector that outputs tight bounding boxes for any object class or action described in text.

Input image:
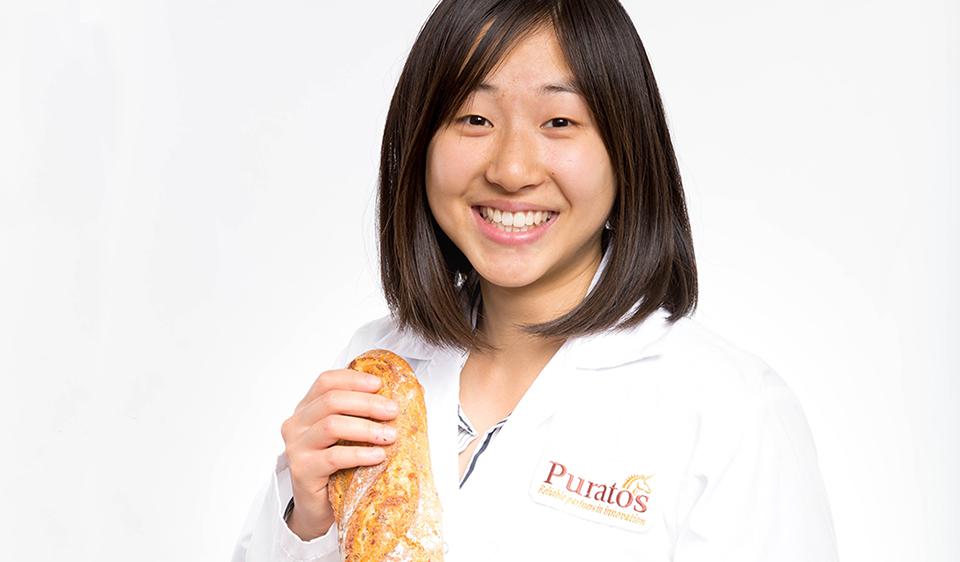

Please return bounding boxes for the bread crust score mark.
[328,349,444,561]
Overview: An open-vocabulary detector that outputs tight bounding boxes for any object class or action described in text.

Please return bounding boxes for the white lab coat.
[232,270,838,562]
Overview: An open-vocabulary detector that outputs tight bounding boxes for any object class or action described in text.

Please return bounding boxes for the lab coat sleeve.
[232,321,382,562]
[230,453,342,562]
[672,368,839,562]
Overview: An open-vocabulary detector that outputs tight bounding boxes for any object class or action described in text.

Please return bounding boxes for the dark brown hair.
[377,0,697,353]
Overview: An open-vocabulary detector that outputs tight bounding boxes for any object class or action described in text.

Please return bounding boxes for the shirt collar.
[372,246,675,369]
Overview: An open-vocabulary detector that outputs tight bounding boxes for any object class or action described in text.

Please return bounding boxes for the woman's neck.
[476,245,603,360]
[458,243,605,429]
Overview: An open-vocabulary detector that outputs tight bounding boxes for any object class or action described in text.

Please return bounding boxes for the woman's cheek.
[428,135,477,196]
[562,141,615,195]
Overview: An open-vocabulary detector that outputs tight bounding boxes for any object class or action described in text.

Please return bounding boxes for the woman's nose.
[483,126,546,192]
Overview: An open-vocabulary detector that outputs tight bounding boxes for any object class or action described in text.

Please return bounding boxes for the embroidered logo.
[530,459,655,532]
[622,474,653,496]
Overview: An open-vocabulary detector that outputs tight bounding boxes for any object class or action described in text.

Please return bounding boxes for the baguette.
[328,349,444,561]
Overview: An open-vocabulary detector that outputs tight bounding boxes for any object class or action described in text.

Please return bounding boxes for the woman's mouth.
[477,206,555,232]
[471,205,557,246]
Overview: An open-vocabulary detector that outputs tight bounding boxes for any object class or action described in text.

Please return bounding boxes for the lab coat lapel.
[496,306,675,441]
[493,339,579,439]
[492,247,672,435]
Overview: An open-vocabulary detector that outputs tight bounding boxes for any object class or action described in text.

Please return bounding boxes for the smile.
[471,205,557,246]
[476,206,556,233]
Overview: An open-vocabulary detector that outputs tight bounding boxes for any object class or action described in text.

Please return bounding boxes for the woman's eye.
[544,117,573,128]
[456,115,574,128]
[460,115,491,127]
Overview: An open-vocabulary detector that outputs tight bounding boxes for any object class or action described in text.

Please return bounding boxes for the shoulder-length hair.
[377,0,697,353]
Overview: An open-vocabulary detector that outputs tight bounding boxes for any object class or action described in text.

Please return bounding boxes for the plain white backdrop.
[1,0,957,560]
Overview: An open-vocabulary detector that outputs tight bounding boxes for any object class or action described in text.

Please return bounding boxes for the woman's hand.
[280,368,400,541]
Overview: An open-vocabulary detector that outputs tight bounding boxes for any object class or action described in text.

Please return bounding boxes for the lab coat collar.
[372,322,443,362]
[563,247,675,370]
[371,246,675,369]
[564,305,673,369]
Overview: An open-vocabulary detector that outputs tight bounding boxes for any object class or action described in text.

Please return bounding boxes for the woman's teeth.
[478,206,555,233]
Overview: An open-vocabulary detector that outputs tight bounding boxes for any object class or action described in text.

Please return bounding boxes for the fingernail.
[362,447,386,461]
[365,375,381,388]
[379,425,397,442]
[382,400,399,416]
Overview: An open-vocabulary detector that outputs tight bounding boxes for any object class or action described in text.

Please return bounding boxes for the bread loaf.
[328,349,444,561]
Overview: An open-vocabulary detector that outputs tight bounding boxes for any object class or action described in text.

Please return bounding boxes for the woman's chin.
[474,268,542,290]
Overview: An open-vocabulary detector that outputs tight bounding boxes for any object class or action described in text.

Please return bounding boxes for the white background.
[1,1,957,560]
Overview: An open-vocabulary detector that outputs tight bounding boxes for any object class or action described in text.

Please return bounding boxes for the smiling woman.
[426,24,617,307]
[380,4,697,354]
[233,1,839,561]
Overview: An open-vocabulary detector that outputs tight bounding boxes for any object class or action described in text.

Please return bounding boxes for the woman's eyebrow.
[475,78,582,96]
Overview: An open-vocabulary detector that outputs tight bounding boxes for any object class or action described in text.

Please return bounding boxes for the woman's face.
[426,25,616,293]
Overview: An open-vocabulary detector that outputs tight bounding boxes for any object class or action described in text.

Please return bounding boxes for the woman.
[233,1,838,560]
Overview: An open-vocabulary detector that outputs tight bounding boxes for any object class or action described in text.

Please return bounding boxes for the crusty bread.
[328,349,444,561]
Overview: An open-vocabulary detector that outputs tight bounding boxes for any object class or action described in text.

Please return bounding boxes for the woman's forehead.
[464,25,579,96]
[470,78,582,97]
[459,18,560,73]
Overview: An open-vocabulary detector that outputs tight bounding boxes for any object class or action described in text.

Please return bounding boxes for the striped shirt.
[457,403,510,488]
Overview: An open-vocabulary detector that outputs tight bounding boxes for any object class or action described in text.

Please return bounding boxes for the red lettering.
[544,460,653,515]
[566,475,585,494]
[544,461,567,485]
[605,482,619,504]
[632,494,649,513]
